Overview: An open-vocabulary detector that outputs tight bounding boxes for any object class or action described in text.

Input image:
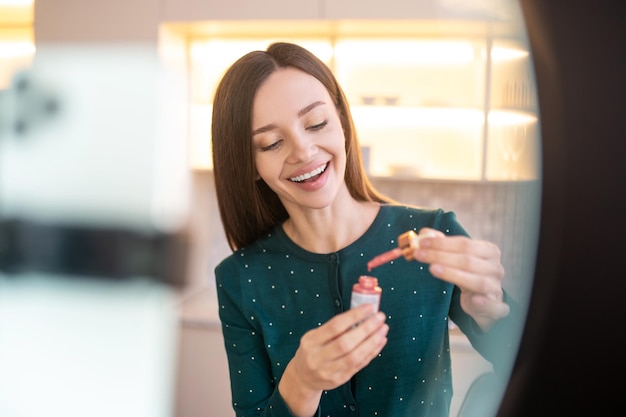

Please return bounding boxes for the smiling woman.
[172,2,540,414]
[209,41,526,417]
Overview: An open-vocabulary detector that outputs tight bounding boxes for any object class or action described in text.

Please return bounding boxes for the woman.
[212,42,521,417]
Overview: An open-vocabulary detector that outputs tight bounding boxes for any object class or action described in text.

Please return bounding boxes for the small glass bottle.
[350,275,382,312]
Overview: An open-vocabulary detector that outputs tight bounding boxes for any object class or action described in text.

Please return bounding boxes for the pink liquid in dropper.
[367,247,403,272]
[366,230,428,272]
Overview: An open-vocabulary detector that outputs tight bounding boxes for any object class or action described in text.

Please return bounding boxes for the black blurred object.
[498,1,625,416]
[0,219,188,288]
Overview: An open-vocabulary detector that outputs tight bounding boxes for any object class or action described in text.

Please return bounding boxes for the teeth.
[290,163,327,182]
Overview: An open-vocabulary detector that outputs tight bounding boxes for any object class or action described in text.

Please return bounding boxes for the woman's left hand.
[412,227,511,331]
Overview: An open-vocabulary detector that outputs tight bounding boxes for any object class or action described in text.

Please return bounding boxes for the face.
[251,67,347,212]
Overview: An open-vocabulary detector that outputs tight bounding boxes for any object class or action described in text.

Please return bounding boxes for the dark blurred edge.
[0,218,189,288]
[498,1,626,415]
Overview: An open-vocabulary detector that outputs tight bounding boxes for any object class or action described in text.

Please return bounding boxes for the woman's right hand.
[278,304,389,417]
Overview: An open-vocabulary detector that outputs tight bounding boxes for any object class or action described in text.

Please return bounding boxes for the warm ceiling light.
[0,40,35,57]
[0,1,33,5]
[491,47,529,61]
[352,107,484,129]
[335,39,475,65]
[488,110,537,125]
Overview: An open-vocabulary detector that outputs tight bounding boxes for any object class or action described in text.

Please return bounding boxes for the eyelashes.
[258,120,329,152]
[260,141,281,152]
[307,120,328,131]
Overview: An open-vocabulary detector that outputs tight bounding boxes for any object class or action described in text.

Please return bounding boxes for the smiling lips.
[289,162,328,183]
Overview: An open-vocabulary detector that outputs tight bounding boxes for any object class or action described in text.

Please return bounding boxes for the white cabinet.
[176,17,538,181]
[161,0,323,21]
[323,0,438,19]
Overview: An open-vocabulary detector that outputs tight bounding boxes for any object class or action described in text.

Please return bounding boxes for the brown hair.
[211,42,392,251]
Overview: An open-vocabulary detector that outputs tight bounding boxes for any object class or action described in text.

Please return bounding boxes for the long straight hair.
[211,42,392,251]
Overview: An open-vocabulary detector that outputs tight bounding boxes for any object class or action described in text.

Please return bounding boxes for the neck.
[282,199,380,254]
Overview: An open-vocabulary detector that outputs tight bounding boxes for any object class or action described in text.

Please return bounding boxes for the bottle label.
[350,292,380,312]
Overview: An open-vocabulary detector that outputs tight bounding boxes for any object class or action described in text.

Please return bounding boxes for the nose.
[285,132,316,164]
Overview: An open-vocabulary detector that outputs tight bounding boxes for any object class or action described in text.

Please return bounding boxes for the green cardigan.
[215,204,521,417]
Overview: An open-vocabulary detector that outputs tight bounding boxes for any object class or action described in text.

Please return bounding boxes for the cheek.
[255,153,280,180]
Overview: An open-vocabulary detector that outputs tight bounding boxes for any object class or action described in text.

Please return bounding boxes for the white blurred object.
[0,273,179,417]
[0,44,190,233]
[0,45,188,417]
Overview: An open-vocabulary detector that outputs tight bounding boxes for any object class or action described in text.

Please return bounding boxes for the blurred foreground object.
[0,45,190,417]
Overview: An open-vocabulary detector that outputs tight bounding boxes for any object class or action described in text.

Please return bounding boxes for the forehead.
[252,67,331,119]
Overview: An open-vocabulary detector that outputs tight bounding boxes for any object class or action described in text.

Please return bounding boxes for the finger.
[339,322,389,371]
[308,303,377,343]
[419,235,502,261]
[325,311,387,361]
[427,255,504,292]
[324,320,389,382]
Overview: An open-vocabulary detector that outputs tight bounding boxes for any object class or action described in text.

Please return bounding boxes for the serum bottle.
[350,275,382,312]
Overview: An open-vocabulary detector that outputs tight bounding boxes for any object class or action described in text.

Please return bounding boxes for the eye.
[307,120,328,131]
[260,139,282,152]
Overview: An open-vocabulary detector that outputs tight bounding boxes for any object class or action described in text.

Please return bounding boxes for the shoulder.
[380,203,468,236]
[214,228,285,285]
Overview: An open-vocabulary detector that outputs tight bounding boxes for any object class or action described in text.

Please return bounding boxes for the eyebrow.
[252,101,326,136]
